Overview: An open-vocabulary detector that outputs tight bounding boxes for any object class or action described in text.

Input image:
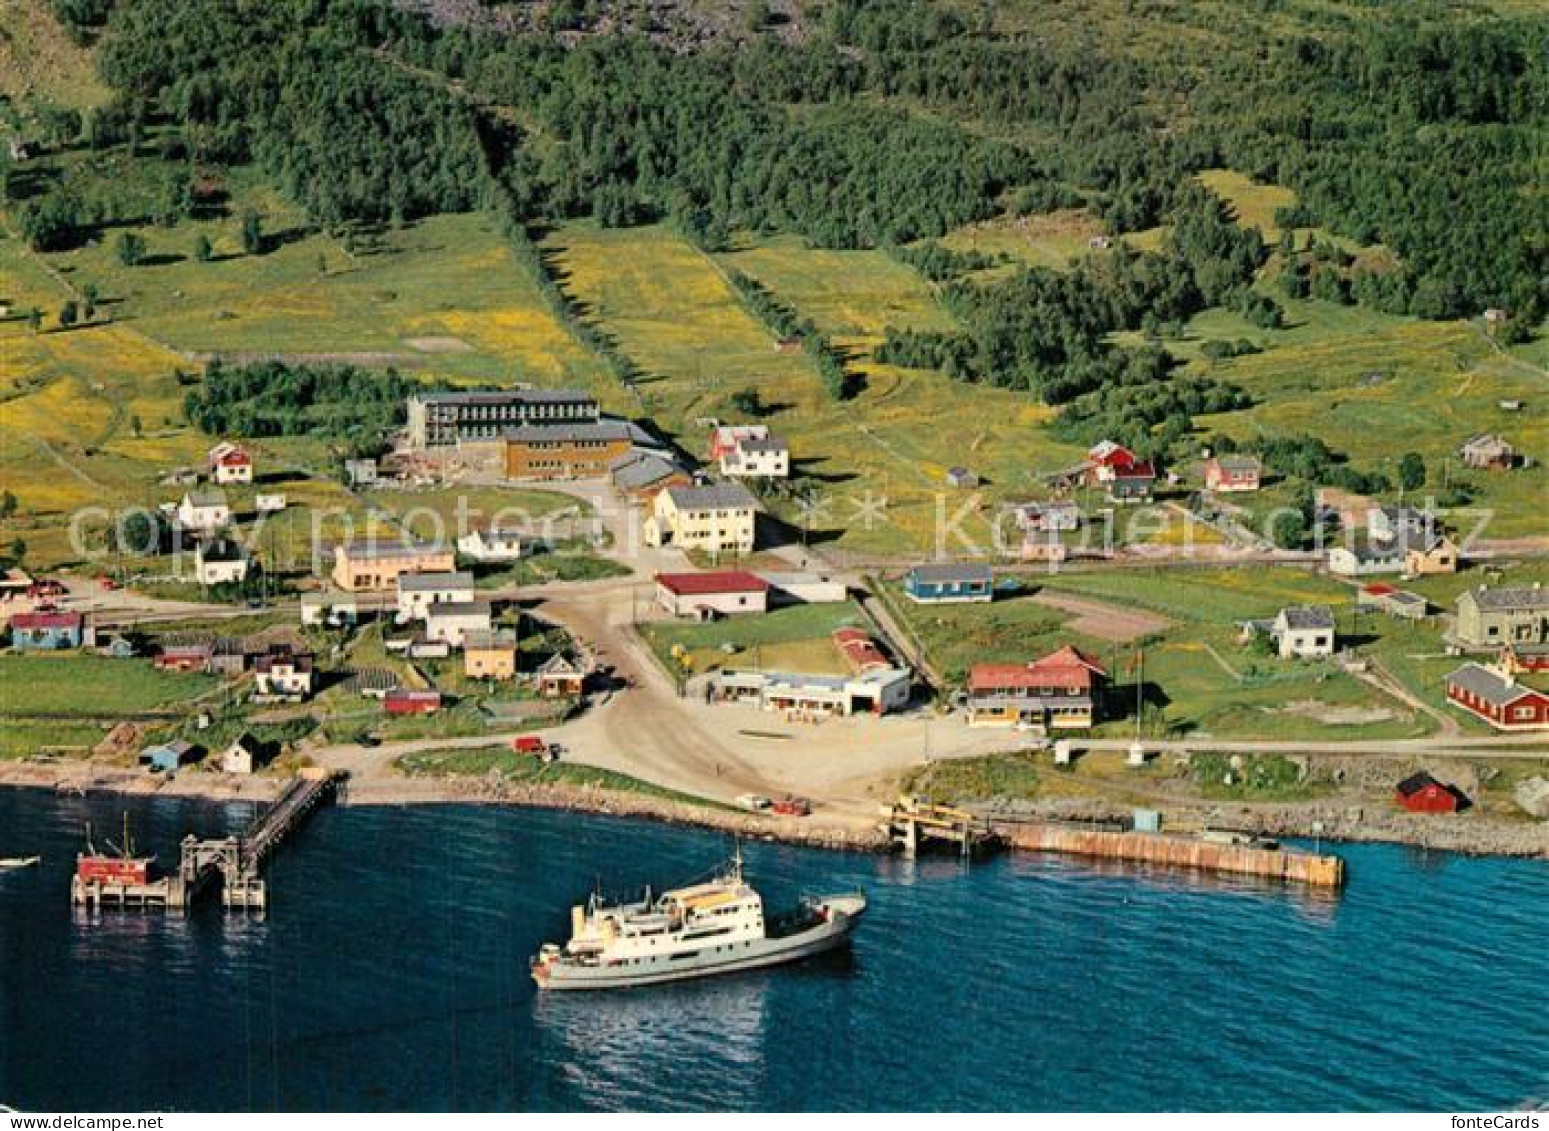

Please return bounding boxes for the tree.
[58,300,79,329]
[194,234,213,262]
[130,415,144,438]
[26,308,41,333]
[7,538,25,564]
[241,209,264,256]
[729,388,764,418]
[116,231,147,267]
[1398,451,1427,492]
[0,490,16,519]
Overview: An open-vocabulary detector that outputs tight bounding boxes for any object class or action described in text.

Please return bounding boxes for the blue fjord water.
[0,787,1545,1112]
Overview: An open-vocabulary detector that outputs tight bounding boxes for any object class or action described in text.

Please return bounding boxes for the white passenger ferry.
[530,849,866,991]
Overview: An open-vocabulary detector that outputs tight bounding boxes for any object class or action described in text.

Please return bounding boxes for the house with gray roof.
[1271,605,1336,658]
[905,563,995,604]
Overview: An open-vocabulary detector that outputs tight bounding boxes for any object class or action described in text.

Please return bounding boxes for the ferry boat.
[530,849,866,991]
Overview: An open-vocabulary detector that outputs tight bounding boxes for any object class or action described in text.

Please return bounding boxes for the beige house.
[332,542,456,592]
[645,482,759,556]
[1405,533,1459,576]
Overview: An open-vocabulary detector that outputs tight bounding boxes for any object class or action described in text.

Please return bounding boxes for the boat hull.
[533,894,865,991]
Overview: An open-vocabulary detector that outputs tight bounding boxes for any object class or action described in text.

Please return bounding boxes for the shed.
[141,739,199,773]
[385,690,442,715]
[1395,772,1467,814]
[945,466,979,489]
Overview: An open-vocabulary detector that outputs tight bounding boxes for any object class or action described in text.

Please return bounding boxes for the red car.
[771,795,812,817]
[512,735,546,755]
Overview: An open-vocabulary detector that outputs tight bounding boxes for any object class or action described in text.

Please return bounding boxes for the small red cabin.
[385,690,441,715]
[1395,772,1466,814]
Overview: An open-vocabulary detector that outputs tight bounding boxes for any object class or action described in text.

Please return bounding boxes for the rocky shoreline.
[4,760,1542,859]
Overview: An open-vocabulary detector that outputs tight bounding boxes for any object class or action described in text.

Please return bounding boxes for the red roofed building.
[208,442,254,485]
[966,646,1108,730]
[1085,441,1156,501]
[9,609,86,650]
[385,689,442,715]
[833,627,889,672]
[655,570,770,618]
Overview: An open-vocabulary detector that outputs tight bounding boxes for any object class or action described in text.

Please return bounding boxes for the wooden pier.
[994,819,1346,888]
[73,770,343,912]
[883,796,1003,858]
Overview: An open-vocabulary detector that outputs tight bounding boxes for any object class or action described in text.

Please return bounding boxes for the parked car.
[771,795,812,817]
[512,735,546,755]
[736,793,771,812]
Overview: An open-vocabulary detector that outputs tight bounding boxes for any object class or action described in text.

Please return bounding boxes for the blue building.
[9,611,86,650]
[141,740,199,774]
[904,563,994,604]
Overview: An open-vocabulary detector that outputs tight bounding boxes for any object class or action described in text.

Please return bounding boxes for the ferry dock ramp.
[71,769,344,911]
[883,797,1003,858]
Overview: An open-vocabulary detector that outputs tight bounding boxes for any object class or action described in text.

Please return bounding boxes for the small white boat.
[0,856,41,869]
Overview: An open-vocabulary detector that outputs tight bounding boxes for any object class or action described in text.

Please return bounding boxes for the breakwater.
[997,821,1346,887]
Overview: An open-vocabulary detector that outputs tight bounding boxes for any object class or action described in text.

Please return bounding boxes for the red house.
[385,689,442,715]
[1394,772,1467,814]
[1444,663,1549,732]
[833,627,889,672]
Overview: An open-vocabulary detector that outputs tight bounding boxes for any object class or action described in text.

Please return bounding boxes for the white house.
[344,458,379,487]
[457,527,529,563]
[655,570,770,618]
[221,734,264,775]
[208,442,253,485]
[255,493,286,514]
[253,651,314,701]
[713,425,790,479]
[423,600,493,647]
[396,571,476,621]
[1272,605,1336,659]
[194,536,249,586]
[300,590,358,627]
[176,489,231,534]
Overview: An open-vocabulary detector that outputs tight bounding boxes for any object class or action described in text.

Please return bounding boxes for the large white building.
[645,482,759,556]
[715,667,912,718]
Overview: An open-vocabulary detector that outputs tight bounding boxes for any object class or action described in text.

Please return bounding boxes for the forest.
[13,0,1543,458]
[182,360,429,453]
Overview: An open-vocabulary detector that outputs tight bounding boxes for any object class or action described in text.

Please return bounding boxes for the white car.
[735,793,772,812]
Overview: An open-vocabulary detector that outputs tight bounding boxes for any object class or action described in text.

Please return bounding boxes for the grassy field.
[0,653,219,719]
[639,600,871,676]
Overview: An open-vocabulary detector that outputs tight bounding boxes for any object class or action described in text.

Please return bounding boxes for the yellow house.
[463,629,518,681]
[645,482,759,556]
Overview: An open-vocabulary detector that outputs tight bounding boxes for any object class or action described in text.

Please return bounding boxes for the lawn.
[0,653,219,718]
[639,600,871,676]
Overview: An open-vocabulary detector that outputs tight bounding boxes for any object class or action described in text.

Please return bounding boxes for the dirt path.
[1029,589,1173,641]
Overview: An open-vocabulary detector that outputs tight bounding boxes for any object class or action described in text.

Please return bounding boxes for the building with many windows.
[406,389,599,448]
